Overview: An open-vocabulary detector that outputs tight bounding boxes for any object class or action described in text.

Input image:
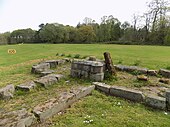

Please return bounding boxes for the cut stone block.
[166,89,170,110]
[0,108,35,127]
[33,85,95,122]
[31,63,50,74]
[159,69,170,78]
[48,74,64,80]
[93,82,111,94]
[148,70,158,76]
[71,69,81,78]
[110,86,144,102]
[34,75,58,88]
[16,81,36,91]
[56,60,65,65]
[114,65,148,74]
[137,75,148,81]
[159,78,169,84]
[70,85,95,100]
[145,94,166,110]
[91,63,104,74]
[40,70,55,76]
[45,60,58,68]
[90,73,104,82]
[0,84,15,100]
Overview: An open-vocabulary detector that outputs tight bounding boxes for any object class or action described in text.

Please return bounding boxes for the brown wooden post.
[104,52,116,75]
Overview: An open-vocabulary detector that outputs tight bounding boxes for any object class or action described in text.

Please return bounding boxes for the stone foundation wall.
[71,60,104,82]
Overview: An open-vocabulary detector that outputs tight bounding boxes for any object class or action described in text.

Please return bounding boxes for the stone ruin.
[71,60,104,82]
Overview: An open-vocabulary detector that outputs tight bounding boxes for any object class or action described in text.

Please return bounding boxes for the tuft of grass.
[67,54,72,58]
[74,54,81,59]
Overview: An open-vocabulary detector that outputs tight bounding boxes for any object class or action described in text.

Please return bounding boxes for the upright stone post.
[104,52,116,75]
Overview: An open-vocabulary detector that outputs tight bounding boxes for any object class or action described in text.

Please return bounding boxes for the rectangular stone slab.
[33,85,95,122]
[93,82,111,94]
[110,86,144,102]
[166,90,170,110]
[159,69,170,78]
[145,94,166,110]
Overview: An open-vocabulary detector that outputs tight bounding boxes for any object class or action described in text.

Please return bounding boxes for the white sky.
[0,0,149,33]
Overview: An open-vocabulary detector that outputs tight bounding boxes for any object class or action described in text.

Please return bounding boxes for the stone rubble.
[0,108,35,127]
[0,84,15,100]
[16,81,36,91]
[34,74,64,88]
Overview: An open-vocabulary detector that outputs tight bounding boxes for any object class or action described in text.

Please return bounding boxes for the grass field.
[1,44,170,127]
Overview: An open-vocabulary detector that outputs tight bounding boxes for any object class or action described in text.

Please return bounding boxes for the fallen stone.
[0,108,35,127]
[70,85,95,100]
[159,78,169,84]
[137,75,148,81]
[114,65,148,74]
[0,84,15,100]
[145,94,166,110]
[148,70,158,76]
[93,82,111,94]
[159,69,170,78]
[33,85,95,122]
[40,70,55,76]
[165,89,170,110]
[35,74,64,87]
[110,86,144,102]
[31,63,50,74]
[16,81,36,91]
[45,60,58,68]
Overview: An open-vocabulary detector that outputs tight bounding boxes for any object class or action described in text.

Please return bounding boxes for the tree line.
[0,0,170,45]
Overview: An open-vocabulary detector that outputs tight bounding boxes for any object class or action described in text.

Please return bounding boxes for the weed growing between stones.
[104,71,118,81]
[74,54,81,58]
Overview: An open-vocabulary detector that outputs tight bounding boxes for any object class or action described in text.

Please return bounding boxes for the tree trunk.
[104,52,116,75]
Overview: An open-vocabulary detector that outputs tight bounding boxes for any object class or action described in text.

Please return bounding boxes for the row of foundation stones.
[0,85,95,127]
[0,59,71,100]
[93,82,170,111]
[114,64,170,83]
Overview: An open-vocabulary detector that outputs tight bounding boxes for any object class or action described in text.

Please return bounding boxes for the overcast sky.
[0,0,149,33]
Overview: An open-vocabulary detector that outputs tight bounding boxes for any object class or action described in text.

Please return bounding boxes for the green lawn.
[1,44,170,69]
[1,44,170,127]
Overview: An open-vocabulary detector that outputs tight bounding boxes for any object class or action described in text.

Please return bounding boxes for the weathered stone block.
[93,82,110,94]
[71,69,81,77]
[159,78,169,84]
[0,109,35,127]
[91,62,104,74]
[159,69,170,78]
[90,73,104,82]
[40,70,55,76]
[137,75,148,81]
[166,89,170,110]
[56,60,65,65]
[71,85,95,100]
[33,93,75,122]
[33,86,95,122]
[31,63,50,74]
[16,81,36,91]
[80,71,89,78]
[34,75,58,87]
[148,70,158,76]
[110,86,144,102]
[0,84,15,100]
[145,94,166,110]
[45,60,58,68]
